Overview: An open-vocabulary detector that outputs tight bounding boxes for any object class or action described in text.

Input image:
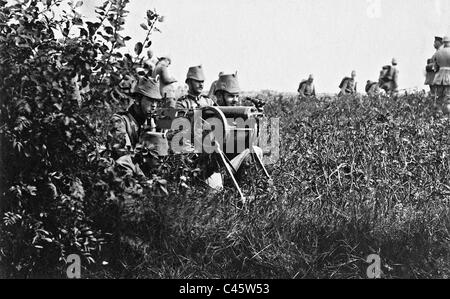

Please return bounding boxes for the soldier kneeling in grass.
[107,76,168,176]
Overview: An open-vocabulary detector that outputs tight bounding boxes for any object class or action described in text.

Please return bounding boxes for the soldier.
[152,56,178,108]
[206,73,266,191]
[379,58,399,96]
[425,36,443,97]
[214,73,241,106]
[108,76,167,175]
[338,71,357,96]
[298,74,316,98]
[365,80,380,96]
[176,65,216,109]
[433,35,450,114]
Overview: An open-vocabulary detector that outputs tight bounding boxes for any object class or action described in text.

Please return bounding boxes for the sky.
[79,0,450,93]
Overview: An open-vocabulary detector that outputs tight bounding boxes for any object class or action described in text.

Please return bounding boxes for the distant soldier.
[379,58,399,96]
[176,65,216,109]
[433,35,450,114]
[214,73,241,106]
[425,36,444,97]
[108,76,167,175]
[297,74,316,98]
[152,56,178,108]
[365,80,380,96]
[338,71,357,96]
[208,71,224,102]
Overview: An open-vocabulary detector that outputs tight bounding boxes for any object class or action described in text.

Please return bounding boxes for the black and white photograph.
[0,0,449,284]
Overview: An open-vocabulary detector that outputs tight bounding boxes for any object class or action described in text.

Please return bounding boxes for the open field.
[82,93,450,279]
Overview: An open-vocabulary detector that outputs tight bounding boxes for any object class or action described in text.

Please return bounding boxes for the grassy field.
[86,92,450,279]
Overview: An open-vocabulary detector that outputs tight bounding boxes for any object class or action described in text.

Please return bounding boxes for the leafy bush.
[0,0,165,277]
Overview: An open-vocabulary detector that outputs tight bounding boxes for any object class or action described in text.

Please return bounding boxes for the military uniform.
[176,94,216,109]
[298,79,316,98]
[107,76,166,175]
[339,76,357,96]
[108,105,146,175]
[365,80,380,96]
[176,65,216,109]
[379,59,399,95]
[425,37,443,96]
[433,36,450,113]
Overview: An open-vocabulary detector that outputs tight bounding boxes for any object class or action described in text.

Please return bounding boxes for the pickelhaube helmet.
[132,76,162,100]
[215,73,240,94]
[186,65,206,82]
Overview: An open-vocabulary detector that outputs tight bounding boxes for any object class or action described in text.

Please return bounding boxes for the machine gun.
[153,105,272,202]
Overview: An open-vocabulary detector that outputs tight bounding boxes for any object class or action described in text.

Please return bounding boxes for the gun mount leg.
[215,141,246,204]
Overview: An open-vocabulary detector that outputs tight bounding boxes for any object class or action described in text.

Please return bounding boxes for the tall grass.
[87,94,450,279]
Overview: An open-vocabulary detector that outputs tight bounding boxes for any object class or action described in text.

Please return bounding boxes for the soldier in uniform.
[338,71,357,96]
[214,73,241,106]
[298,74,316,98]
[425,36,443,97]
[152,56,178,108]
[433,35,450,114]
[379,58,399,96]
[176,65,216,109]
[365,80,380,96]
[108,76,167,175]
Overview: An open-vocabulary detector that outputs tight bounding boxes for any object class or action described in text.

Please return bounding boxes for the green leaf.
[75,1,83,8]
[140,23,148,30]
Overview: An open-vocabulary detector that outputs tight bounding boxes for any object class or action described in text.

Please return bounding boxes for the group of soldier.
[297,34,450,115]
[108,58,263,191]
[297,58,399,98]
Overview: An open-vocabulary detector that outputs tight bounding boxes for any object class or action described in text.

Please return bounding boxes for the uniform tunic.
[176,94,216,109]
[108,104,160,175]
[433,46,450,107]
[425,45,443,85]
[365,81,380,96]
[298,81,316,97]
[433,47,450,86]
[339,78,357,96]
